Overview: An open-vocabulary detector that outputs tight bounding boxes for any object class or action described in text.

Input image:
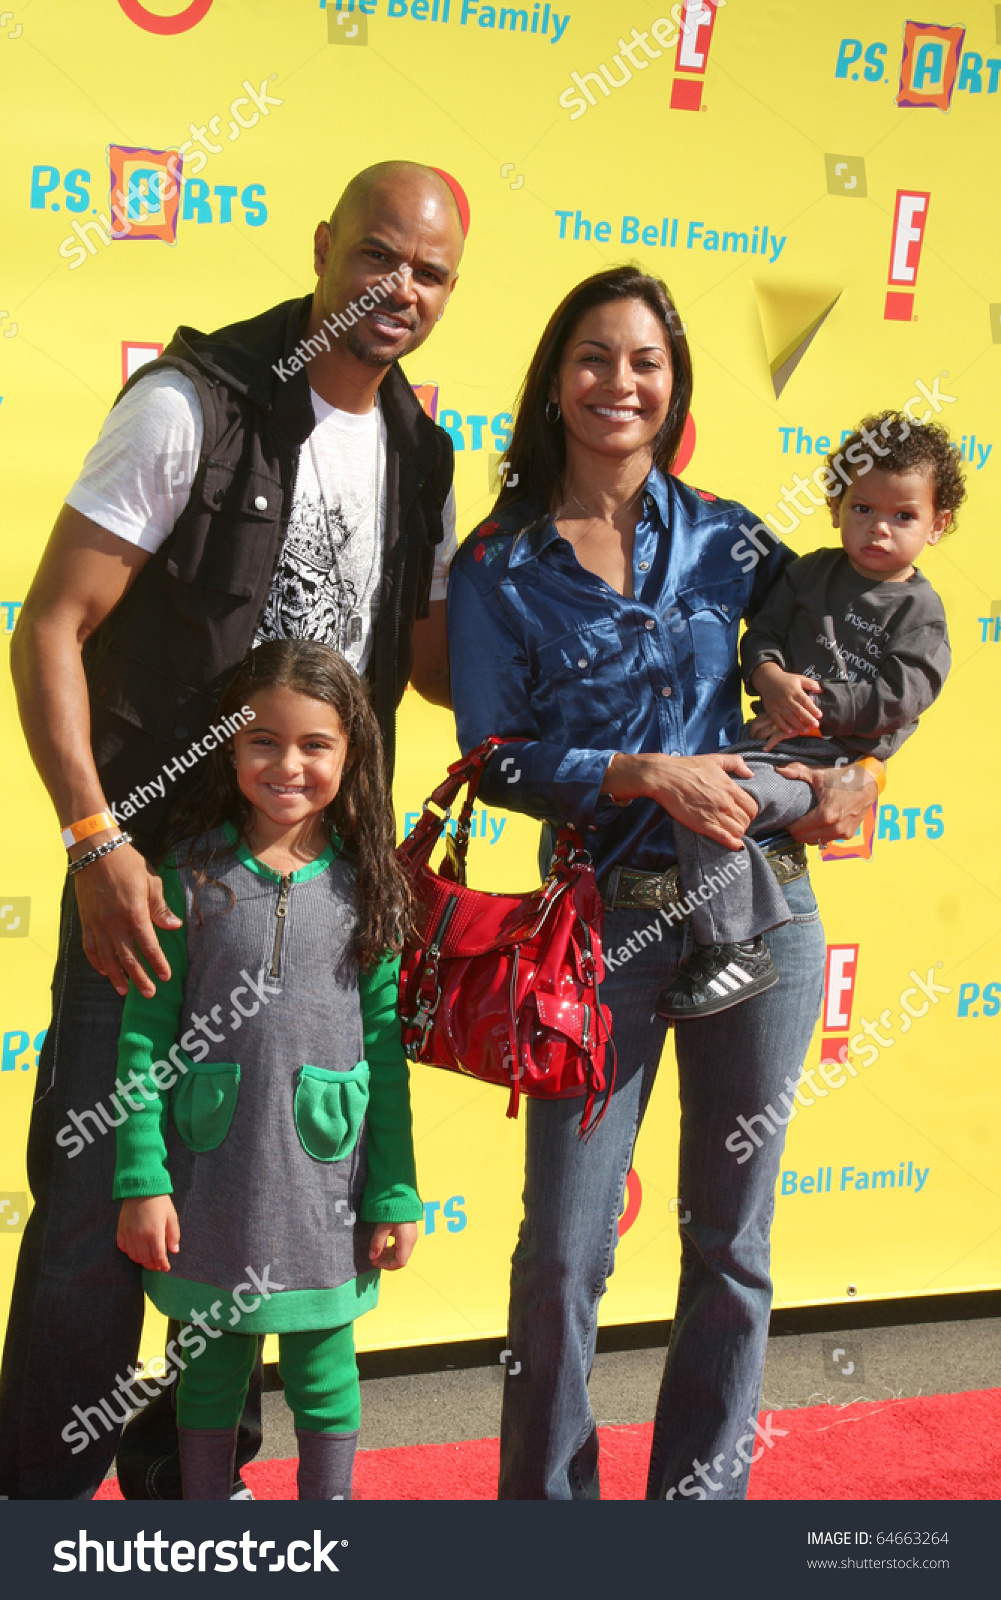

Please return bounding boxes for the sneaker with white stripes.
[655,937,779,1020]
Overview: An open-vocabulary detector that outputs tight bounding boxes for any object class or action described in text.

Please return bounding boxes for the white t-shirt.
[65,370,457,675]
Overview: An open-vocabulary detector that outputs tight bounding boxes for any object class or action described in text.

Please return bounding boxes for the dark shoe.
[656,938,779,1019]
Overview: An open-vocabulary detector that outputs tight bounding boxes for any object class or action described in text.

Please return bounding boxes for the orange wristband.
[855,757,886,795]
[61,810,118,850]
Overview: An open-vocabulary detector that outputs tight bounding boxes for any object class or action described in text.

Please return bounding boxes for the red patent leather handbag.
[397,737,615,1138]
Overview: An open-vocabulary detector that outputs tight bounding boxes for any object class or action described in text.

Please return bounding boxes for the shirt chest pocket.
[534,620,624,732]
[165,462,283,598]
[676,582,741,682]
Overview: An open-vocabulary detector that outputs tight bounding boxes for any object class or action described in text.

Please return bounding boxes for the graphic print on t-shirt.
[257,486,365,650]
[256,392,386,672]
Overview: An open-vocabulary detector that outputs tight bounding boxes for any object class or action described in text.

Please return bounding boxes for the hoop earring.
[545,399,561,424]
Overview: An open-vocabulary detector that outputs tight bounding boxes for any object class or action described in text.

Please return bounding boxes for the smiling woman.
[446,264,878,1502]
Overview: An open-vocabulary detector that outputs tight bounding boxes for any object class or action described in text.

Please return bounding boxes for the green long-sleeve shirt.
[114,833,421,1225]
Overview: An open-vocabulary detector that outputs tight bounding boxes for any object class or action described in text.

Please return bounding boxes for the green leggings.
[175,1322,360,1433]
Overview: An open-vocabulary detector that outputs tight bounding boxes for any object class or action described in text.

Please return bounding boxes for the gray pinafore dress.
[146,825,380,1333]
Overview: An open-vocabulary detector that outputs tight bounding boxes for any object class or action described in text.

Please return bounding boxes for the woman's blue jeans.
[498,872,826,1500]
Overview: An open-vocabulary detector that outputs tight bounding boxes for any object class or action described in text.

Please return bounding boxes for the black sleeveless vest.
[81,294,453,853]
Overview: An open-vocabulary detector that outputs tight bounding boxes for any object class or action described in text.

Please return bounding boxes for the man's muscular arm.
[11,505,181,997]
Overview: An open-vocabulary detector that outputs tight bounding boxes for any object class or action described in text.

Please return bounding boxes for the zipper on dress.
[269,874,292,979]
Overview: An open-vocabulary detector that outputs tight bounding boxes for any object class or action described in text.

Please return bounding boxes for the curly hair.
[493,265,693,517]
[160,640,410,970]
[826,411,966,534]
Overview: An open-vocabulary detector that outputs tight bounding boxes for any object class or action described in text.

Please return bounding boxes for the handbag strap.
[426,735,513,813]
[399,737,516,877]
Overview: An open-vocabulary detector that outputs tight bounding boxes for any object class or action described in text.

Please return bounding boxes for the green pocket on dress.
[171,1058,241,1153]
[293,1060,370,1162]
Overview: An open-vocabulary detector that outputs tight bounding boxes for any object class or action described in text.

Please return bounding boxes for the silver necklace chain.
[555,481,646,543]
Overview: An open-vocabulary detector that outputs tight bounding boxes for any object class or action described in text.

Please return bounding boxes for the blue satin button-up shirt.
[447,468,793,881]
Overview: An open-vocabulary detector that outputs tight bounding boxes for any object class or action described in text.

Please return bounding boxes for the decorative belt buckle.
[631,874,664,911]
[767,845,807,887]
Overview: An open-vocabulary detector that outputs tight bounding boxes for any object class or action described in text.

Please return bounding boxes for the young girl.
[114,639,420,1501]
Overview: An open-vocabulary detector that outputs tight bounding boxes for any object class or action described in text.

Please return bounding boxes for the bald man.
[1,163,465,1500]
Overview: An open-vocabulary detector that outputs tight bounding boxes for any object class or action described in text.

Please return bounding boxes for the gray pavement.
[258,1314,1001,1460]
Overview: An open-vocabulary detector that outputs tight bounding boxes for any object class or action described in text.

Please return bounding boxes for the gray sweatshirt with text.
[740,548,950,760]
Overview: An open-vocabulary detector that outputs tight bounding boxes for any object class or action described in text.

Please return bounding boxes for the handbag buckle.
[421,798,451,822]
[402,952,444,1059]
[401,893,459,1059]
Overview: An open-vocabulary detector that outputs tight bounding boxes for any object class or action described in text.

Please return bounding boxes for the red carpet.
[96,1387,1001,1501]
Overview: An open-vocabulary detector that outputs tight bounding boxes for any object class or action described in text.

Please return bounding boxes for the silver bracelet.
[67,831,133,877]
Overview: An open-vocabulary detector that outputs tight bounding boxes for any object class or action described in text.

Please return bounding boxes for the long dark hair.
[493,266,693,518]
[161,641,410,969]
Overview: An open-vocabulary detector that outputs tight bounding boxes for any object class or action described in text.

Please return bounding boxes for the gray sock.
[178,1425,239,1501]
[296,1427,360,1501]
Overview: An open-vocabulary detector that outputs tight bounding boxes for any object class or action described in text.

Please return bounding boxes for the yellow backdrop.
[1,1,999,1370]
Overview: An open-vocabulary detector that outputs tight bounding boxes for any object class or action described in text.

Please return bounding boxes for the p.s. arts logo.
[820,800,943,864]
[836,19,998,110]
[896,21,965,109]
[819,804,876,864]
[107,145,182,242]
